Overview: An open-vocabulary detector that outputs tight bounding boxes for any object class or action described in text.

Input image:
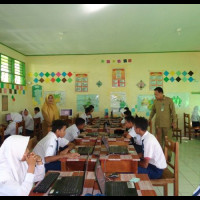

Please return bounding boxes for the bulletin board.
[149,72,163,90]
[75,74,88,92]
[112,69,125,87]
[2,95,8,111]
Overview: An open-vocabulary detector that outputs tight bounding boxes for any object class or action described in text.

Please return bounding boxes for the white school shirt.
[33,111,44,123]
[128,127,142,145]
[193,185,200,196]
[33,131,69,163]
[121,118,125,124]
[141,131,167,169]
[80,113,89,124]
[4,122,22,136]
[64,124,80,142]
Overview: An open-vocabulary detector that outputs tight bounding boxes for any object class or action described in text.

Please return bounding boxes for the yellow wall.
[0,44,28,123]
[26,52,200,132]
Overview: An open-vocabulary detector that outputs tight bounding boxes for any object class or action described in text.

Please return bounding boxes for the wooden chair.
[0,126,5,145]
[183,113,200,140]
[16,120,26,136]
[27,136,38,151]
[151,136,179,196]
[33,118,42,140]
[172,114,182,143]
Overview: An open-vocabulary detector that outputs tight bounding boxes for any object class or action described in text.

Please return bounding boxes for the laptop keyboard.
[109,146,128,154]
[109,182,127,196]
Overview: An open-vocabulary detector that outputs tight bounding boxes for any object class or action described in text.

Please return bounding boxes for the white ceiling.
[0,4,200,56]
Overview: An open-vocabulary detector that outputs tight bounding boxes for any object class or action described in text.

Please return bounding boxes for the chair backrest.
[33,117,42,138]
[16,120,26,135]
[164,136,179,182]
[184,113,191,127]
[27,136,38,151]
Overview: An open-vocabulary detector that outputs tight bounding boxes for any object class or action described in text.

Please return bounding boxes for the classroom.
[0,4,200,196]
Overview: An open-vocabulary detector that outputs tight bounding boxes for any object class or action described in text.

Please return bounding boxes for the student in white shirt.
[33,107,44,123]
[191,106,200,134]
[64,118,85,142]
[121,110,132,125]
[80,107,92,125]
[4,112,23,139]
[193,185,200,196]
[134,116,167,179]
[22,109,34,137]
[33,120,80,172]
[124,116,142,153]
[0,135,45,196]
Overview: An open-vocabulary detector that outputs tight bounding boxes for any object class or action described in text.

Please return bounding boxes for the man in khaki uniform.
[149,87,177,151]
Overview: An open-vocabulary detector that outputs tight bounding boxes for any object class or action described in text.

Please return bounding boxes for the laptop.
[48,155,89,196]
[86,132,99,137]
[77,146,94,155]
[95,159,138,196]
[102,136,128,155]
[109,134,122,138]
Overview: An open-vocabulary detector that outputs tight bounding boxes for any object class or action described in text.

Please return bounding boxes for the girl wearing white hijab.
[4,112,23,139]
[191,106,200,133]
[22,109,34,136]
[0,135,45,196]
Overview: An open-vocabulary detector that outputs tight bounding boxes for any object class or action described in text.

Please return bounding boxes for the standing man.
[149,87,177,152]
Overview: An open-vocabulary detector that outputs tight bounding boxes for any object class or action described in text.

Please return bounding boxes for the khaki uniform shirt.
[149,96,177,128]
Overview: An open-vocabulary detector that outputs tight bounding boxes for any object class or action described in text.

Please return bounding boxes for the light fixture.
[176,28,182,36]
[84,4,109,13]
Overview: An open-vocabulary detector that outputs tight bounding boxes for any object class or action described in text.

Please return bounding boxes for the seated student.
[0,135,45,196]
[64,118,85,142]
[4,113,23,139]
[33,120,80,172]
[121,110,132,125]
[80,107,92,125]
[33,107,44,123]
[134,117,167,179]
[22,109,34,137]
[191,106,200,134]
[124,116,142,153]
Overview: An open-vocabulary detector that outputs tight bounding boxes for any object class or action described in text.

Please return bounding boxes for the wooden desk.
[108,127,126,134]
[29,171,96,196]
[93,173,157,196]
[105,137,130,146]
[99,145,140,173]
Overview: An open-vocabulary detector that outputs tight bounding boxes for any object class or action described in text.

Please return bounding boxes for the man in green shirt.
[149,87,177,151]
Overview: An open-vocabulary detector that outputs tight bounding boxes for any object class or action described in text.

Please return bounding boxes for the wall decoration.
[11,95,15,102]
[101,59,132,64]
[149,72,163,90]
[191,92,200,94]
[75,74,88,92]
[32,72,73,84]
[112,69,125,87]
[32,85,43,106]
[96,80,102,87]
[137,95,155,112]
[136,80,146,90]
[164,70,195,83]
[77,94,99,112]
[166,93,189,108]
[2,95,8,111]
[0,83,26,95]
[44,91,66,107]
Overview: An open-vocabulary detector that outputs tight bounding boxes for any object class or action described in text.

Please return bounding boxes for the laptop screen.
[6,113,12,122]
[60,109,73,116]
[95,160,106,194]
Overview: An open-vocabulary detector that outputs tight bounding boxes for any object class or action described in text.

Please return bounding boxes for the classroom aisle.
[153,137,200,196]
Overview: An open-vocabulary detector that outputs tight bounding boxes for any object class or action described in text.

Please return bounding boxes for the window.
[0,54,26,85]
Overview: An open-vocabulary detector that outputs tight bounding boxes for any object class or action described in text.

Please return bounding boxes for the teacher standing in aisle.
[42,94,59,137]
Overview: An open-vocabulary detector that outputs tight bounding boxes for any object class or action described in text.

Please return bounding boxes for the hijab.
[0,135,30,184]
[11,112,22,122]
[191,106,200,121]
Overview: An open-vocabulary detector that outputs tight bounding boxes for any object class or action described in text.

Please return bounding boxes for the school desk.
[29,171,96,196]
[93,173,157,196]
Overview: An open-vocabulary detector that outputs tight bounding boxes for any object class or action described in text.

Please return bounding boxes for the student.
[80,107,92,125]
[4,113,23,139]
[124,116,142,153]
[121,110,132,124]
[33,107,44,123]
[193,185,200,196]
[134,117,167,179]
[88,105,94,118]
[0,135,45,196]
[33,120,80,172]
[22,109,34,137]
[191,106,200,134]
[64,118,85,142]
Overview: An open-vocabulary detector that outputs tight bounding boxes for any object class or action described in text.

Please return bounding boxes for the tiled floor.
[153,136,200,196]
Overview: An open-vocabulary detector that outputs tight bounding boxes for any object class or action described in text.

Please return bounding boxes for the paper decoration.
[101,59,132,64]
[77,95,99,112]
[96,81,102,87]
[136,80,146,90]
[112,69,125,87]
[11,95,15,102]
[44,91,66,107]
[166,93,189,108]
[149,72,163,90]
[191,92,200,94]
[0,83,26,95]
[33,72,73,84]
[2,95,8,111]
[32,85,43,106]
[137,95,155,112]
[75,74,88,92]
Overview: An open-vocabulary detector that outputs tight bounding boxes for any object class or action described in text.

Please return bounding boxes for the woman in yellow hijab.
[41,94,59,137]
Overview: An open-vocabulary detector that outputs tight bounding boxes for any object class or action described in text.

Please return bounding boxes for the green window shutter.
[14,59,26,85]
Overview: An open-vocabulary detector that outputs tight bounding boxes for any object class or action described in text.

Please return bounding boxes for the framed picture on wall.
[75,74,88,92]
[2,95,8,111]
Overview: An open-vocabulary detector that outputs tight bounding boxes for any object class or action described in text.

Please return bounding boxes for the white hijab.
[22,109,32,120]
[0,135,30,184]
[11,112,22,122]
[191,106,200,121]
